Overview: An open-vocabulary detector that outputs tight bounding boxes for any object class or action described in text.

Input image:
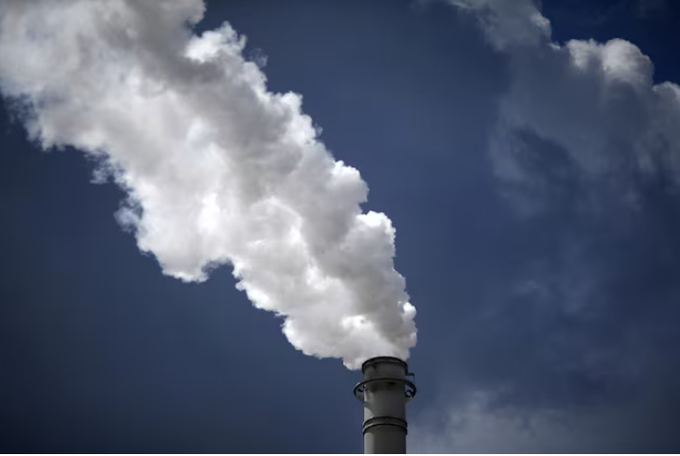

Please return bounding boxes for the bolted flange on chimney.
[353,356,417,454]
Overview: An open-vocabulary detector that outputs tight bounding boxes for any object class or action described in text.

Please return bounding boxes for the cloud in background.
[3,0,680,451]
[0,0,416,369]
[410,0,680,452]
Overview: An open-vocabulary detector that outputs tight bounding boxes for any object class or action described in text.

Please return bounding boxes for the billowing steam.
[0,0,416,369]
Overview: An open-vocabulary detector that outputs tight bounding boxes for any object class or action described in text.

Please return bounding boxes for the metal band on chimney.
[362,416,408,434]
[354,377,417,401]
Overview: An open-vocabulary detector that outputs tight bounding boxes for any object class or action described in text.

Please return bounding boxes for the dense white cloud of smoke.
[0,0,416,369]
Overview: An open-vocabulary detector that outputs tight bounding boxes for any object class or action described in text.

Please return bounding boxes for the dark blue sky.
[2,0,680,452]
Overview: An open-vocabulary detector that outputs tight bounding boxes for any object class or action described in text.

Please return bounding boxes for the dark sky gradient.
[2,0,680,452]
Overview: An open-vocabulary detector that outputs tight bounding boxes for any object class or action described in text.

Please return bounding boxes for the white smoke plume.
[0,0,416,369]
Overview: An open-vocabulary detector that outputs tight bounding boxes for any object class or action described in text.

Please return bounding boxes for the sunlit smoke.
[0,0,416,369]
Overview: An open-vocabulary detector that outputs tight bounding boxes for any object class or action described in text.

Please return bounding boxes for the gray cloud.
[410,0,680,452]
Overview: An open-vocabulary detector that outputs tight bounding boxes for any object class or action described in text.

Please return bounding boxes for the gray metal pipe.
[354,357,416,454]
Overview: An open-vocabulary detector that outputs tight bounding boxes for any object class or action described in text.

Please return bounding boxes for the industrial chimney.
[354,357,417,454]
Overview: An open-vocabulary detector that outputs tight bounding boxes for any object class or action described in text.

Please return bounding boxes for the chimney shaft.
[354,357,416,454]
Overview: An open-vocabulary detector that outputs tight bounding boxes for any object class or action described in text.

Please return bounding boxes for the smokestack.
[354,356,416,454]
